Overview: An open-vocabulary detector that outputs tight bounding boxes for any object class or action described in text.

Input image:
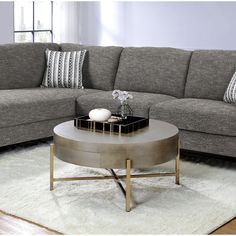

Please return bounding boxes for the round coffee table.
[50,119,180,212]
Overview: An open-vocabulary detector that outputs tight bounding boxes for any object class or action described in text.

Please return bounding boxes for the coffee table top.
[54,119,178,144]
[53,119,179,168]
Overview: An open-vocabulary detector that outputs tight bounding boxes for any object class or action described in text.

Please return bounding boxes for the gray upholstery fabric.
[180,130,236,158]
[149,98,236,136]
[0,117,72,147]
[185,50,236,100]
[0,43,235,159]
[0,88,101,128]
[60,44,123,90]
[0,43,59,89]
[114,47,192,98]
[76,91,175,118]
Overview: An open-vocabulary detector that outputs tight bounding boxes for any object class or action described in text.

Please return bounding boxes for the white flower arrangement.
[112,90,133,104]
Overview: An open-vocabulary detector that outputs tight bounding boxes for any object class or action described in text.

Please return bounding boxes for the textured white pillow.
[224,71,236,104]
[42,49,86,88]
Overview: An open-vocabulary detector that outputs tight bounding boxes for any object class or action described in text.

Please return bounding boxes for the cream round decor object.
[89,108,111,122]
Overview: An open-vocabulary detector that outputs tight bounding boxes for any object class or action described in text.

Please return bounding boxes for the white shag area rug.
[0,143,235,234]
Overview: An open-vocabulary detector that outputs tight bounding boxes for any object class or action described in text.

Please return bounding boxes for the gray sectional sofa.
[0,43,235,158]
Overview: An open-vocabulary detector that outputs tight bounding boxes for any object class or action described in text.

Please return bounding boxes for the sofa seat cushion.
[0,88,101,128]
[77,91,175,118]
[149,98,236,136]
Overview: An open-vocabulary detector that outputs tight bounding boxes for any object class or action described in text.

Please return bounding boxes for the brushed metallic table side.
[50,119,180,212]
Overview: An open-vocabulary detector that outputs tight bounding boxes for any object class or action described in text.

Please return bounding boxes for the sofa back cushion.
[60,44,123,91]
[114,47,191,98]
[0,43,59,89]
[184,50,236,100]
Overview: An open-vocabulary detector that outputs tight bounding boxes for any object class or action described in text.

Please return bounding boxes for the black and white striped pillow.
[42,49,86,88]
[224,71,236,104]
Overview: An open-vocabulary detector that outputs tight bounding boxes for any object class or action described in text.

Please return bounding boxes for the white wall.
[2,1,236,49]
[53,2,80,43]
[79,2,236,50]
[0,2,14,44]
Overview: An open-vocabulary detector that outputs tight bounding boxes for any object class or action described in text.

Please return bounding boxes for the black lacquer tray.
[74,115,149,134]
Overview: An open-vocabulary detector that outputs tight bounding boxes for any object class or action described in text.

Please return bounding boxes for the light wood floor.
[0,210,235,235]
[211,218,236,234]
[0,211,60,235]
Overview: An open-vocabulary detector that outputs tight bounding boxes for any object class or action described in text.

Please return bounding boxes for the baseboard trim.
[0,137,53,154]
[181,149,236,163]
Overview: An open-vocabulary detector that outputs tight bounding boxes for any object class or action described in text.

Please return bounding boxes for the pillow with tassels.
[42,49,86,89]
[224,71,236,104]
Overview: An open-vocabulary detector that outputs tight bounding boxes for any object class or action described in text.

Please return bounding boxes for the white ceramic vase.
[89,108,111,122]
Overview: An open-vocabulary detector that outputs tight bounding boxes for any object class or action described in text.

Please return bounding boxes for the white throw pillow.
[42,49,86,89]
[224,71,236,104]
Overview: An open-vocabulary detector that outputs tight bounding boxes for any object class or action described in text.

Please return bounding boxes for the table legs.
[125,159,131,212]
[50,143,54,191]
[49,142,180,212]
[175,140,180,185]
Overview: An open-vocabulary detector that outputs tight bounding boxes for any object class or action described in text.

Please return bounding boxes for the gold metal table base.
[50,143,180,212]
